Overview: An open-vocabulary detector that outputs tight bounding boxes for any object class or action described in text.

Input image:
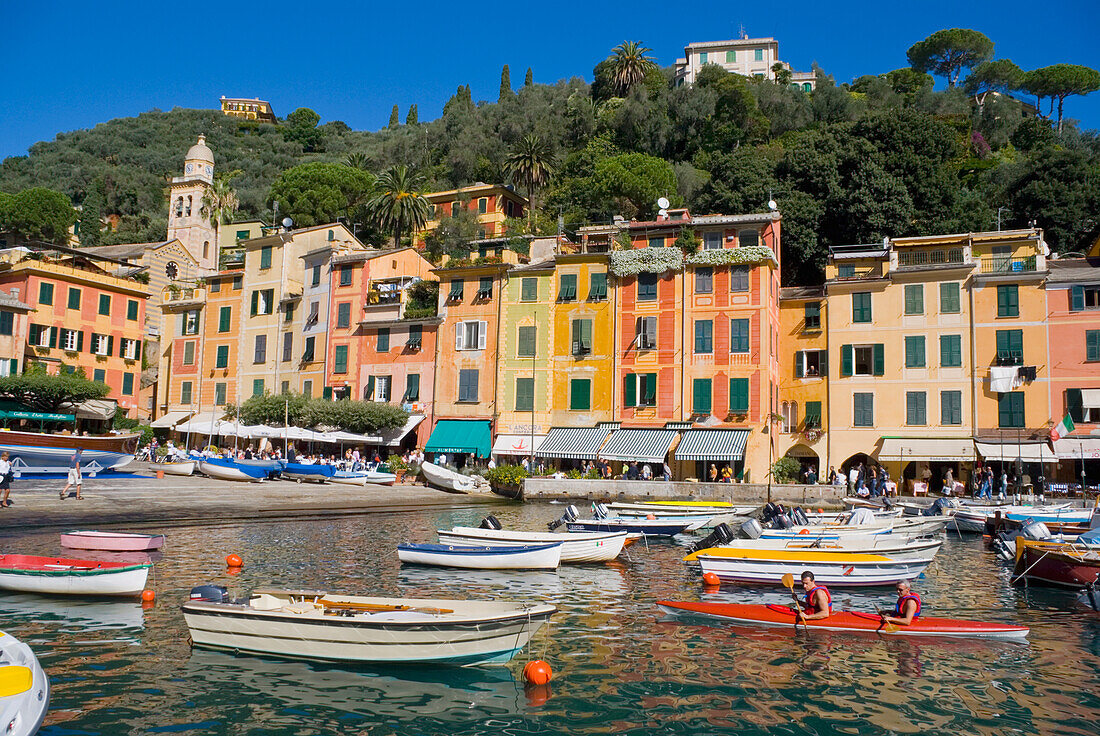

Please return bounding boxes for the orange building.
[416,184,527,245]
[0,289,33,377]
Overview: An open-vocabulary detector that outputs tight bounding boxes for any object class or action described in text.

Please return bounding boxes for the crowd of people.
[137,438,424,473]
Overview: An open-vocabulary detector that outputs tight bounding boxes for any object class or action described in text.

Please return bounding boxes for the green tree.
[423,206,480,263]
[606,41,657,97]
[231,391,310,427]
[388,104,400,129]
[1004,147,1100,251]
[0,187,78,244]
[201,171,241,227]
[885,67,934,99]
[406,104,418,125]
[367,164,430,247]
[964,59,1024,108]
[1020,64,1100,131]
[300,398,408,434]
[286,108,321,128]
[78,179,105,247]
[771,63,793,86]
[344,152,371,170]
[284,107,324,152]
[524,67,533,86]
[268,162,374,228]
[0,365,109,413]
[499,65,512,101]
[503,135,555,224]
[906,28,994,87]
[591,152,677,220]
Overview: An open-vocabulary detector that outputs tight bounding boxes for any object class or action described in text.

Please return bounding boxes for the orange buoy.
[702,572,721,587]
[226,554,243,567]
[818,508,824,513]
[141,589,156,602]
[646,513,656,520]
[523,660,552,685]
[225,565,241,576]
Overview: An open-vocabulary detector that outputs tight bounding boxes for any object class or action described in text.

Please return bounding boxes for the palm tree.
[345,152,370,170]
[201,171,241,227]
[367,165,430,247]
[503,135,555,226]
[608,41,657,96]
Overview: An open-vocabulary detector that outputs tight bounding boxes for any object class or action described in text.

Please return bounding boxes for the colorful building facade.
[416,184,528,245]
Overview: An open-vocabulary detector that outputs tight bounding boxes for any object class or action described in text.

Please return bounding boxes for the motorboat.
[0,628,50,736]
[158,460,195,476]
[688,531,944,562]
[1004,507,1099,535]
[397,542,562,570]
[0,554,150,596]
[607,502,758,516]
[60,530,165,552]
[1011,537,1100,588]
[281,463,335,483]
[685,546,938,586]
[439,520,628,563]
[181,586,556,666]
[197,458,268,482]
[420,462,490,494]
[952,502,1072,533]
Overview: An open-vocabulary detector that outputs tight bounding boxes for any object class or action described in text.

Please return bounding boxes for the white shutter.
[477,320,487,350]
[455,322,465,350]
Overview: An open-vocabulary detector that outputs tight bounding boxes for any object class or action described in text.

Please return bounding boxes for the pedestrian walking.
[0,452,13,507]
[61,448,84,500]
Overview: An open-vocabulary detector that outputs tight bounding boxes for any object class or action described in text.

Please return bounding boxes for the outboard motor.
[479,515,502,530]
[189,585,229,603]
[689,523,735,552]
[1020,519,1052,541]
[547,504,579,531]
[761,503,780,525]
[1081,581,1100,612]
[792,508,810,526]
[775,513,793,529]
[740,518,763,539]
[922,497,947,517]
[992,535,1015,562]
[592,502,611,519]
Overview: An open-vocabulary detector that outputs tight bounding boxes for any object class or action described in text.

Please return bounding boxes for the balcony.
[981,255,1037,274]
[162,286,206,309]
[896,248,966,268]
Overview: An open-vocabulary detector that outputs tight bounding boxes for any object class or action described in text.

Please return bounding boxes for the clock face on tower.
[186,163,193,173]
[205,165,213,176]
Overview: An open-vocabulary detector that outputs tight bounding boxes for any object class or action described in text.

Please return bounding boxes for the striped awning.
[535,427,612,460]
[674,430,749,462]
[599,429,679,463]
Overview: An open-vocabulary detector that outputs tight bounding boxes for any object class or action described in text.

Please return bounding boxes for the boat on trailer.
[281,463,335,483]
[158,460,195,476]
[198,458,269,482]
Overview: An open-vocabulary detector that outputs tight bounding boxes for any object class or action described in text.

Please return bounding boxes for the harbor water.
[2,502,1098,735]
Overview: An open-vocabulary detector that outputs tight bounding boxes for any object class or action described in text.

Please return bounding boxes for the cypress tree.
[78,180,104,247]
[406,104,418,125]
[499,64,512,101]
[525,67,533,86]
[388,105,400,128]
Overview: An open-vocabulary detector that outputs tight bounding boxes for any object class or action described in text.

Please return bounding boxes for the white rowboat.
[0,629,49,736]
[397,542,562,570]
[0,555,150,596]
[439,527,629,563]
[159,460,195,476]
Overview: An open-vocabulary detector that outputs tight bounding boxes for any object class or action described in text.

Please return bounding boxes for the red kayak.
[657,601,1029,640]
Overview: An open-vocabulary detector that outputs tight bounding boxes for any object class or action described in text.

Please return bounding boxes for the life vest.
[804,585,832,613]
[894,592,922,619]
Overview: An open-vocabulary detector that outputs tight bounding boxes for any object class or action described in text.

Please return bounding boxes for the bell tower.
[166,135,218,271]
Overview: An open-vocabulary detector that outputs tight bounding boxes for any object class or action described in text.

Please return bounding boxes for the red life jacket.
[804,585,832,613]
[894,592,922,619]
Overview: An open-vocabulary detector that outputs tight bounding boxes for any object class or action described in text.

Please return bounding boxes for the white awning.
[63,399,119,422]
[876,438,975,462]
[1082,389,1100,408]
[492,434,546,456]
[150,410,193,429]
[1053,437,1100,460]
[975,442,1054,463]
[379,414,425,447]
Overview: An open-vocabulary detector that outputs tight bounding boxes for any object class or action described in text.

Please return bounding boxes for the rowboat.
[1005,508,1099,535]
[690,534,944,561]
[182,587,556,666]
[329,469,397,486]
[656,601,1029,640]
[281,463,335,483]
[397,542,562,570]
[0,629,50,736]
[420,462,490,494]
[198,458,268,482]
[0,554,151,596]
[760,516,949,540]
[608,502,758,516]
[159,460,195,476]
[439,527,629,563]
[60,530,166,552]
[1011,537,1100,588]
[685,547,938,586]
[567,518,692,536]
[951,503,1073,533]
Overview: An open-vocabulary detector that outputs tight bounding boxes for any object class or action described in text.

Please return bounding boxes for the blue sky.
[1,0,1098,160]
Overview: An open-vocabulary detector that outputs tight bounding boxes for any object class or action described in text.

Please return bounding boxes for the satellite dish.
[282,217,293,229]
[767,199,778,212]
[658,209,668,218]
[657,197,670,210]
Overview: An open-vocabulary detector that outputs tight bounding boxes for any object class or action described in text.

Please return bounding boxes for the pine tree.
[406,104,418,125]
[499,64,512,101]
[525,67,533,86]
[388,105,400,128]
[78,180,104,247]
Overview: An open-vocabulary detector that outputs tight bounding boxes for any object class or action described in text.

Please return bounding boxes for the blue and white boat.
[397,542,563,570]
[281,463,335,483]
[197,458,269,482]
[330,468,397,486]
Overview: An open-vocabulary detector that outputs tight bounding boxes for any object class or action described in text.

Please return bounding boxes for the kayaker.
[882,580,922,626]
[799,571,832,621]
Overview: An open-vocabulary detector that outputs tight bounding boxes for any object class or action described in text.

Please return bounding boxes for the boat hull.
[657,601,1029,640]
[397,543,562,570]
[1012,539,1100,588]
[567,519,690,536]
[60,531,166,551]
[2,443,134,477]
[0,554,150,596]
[689,536,943,561]
[421,462,488,493]
[159,461,195,476]
[0,628,50,736]
[198,458,267,482]
[439,528,628,563]
[691,548,936,586]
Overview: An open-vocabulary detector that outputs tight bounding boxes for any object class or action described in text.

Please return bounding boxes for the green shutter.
[999,393,1024,428]
[365,375,375,400]
[805,401,822,428]
[98,294,111,316]
[795,351,804,378]
[521,278,538,301]
[93,368,105,383]
[695,320,713,354]
[122,373,133,396]
[260,246,272,269]
[250,290,259,316]
[405,374,420,401]
[939,335,962,367]
[76,330,84,352]
[873,343,885,375]
[643,373,657,404]
[1071,286,1085,311]
[731,319,749,353]
[590,272,607,299]
[906,392,926,425]
[1086,331,1100,362]
[253,379,265,397]
[216,345,229,368]
[692,378,712,414]
[939,283,960,313]
[219,306,231,332]
[729,378,749,413]
[570,379,591,410]
[515,377,534,410]
[67,288,80,310]
[581,319,593,350]
[518,325,536,357]
[48,326,57,348]
[560,274,577,300]
[624,373,637,408]
[377,327,389,351]
[998,285,1019,317]
[1067,388,1084,422]
[904,285,923,315]
[334,345,348,373]
[853,292,871,323]
[841,344,853,377]
[905,336,925,368]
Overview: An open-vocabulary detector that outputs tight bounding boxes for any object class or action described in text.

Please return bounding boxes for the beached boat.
[330,468,397,486]
[281,463,335,483]
[0,628,50,736]
[60,530,165,552]
[1011,537,1100,588]
[684,547,938,586]
[420,462,489,494]
[197,458,269,482]
[439,527,629,563]
[397,542,562,570]
[159,460,195,476]
[0,427,139,477]
[657,601,1029,640]
[181,587,556,666]
[0,554,150,596]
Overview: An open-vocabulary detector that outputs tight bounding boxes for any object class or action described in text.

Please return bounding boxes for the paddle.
[874,607,899,633]
[781,573,806,630]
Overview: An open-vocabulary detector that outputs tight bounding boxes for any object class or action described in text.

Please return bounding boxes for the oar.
[874,608,899,633]
[319,600,453,615]
[781,573,806,630]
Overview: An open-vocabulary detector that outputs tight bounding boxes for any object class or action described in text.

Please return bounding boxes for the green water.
[2,503,1098,735]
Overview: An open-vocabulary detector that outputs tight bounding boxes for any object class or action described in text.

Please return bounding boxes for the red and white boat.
[0,554,151,596]
[60,530,166,552]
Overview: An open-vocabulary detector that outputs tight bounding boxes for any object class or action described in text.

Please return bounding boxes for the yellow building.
[777,286,827,478]
[416,184,528,245]
[217,220,268,267]
[219,97,277,123]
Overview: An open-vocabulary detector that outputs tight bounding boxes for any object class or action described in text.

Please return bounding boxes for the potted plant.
[387,454,409,483]
[486,465,529,500]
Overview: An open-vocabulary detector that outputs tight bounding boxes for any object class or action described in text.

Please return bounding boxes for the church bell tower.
[166,135,218,271]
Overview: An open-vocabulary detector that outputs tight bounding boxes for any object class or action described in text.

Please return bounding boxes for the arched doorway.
[786,444,819,482]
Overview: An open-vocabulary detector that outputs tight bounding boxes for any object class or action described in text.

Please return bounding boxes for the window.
[940,335,962,367]
[648,236,665,249]
[904,336,926,368]
[215,383,227,406]
[374,376,391,403]
[236,229,250,242]
[311,265,321,287]
[1088,331,1100,362]
[996,329,1023,365]
[805,401,822,429]
[122,373,134,396]
[738,230,759,248]
[166,261,178,280]
[93,368,105,383]
[998,392,1025,428]
[636,316,657,349]
[754,48,764,61]
[215,344,229,368]
[795,350,826,377]
[559,274,577,301]
[572,319,593,355]
[703,232,723,250]
[906,391,926,425]
[638,273,658,301]
[0,311,11,336]
[406,324,422,349]
[940,283,960,313]
[997,285,1019,317]
[694,320,713,354]
[250,289,274,316]
[253,334,267,363]
[339,265,353,286]
[282,332,293,362]
[852,292,872,323]
[447,279,464,302]
[284,303,294,323]
[515,377,534,411]
[302,336,315,362]
[853,393,874,426]
[232,276,242,291]
[623,373,657,408]
[92,333,109,356]
[61,328,79,352]
[729,378,749,413]
[838,265,855,278]
[699,52,708,64]
[183,341,195,365]
[180,381,193,405]
[904,285,923,315]
[941,391,962,425]
[29,324,53,348]
[589,272,607,300]
[67,288,81,310]
[307,301,319,325]
[452,201,462,217]
[252,379,264,397]
[730,318,750,353]
[333,345,348,374]
[180,310,199,336]
[458,369,479,402]
[456,320,487,350]
[570,379,591,410]
[218,306,231,333]
[842,344,884,377]
[302,380,312,397]
[804,302,821,330]
[477,197,487,214]
[336,302,351,328]
[1071,285,1100,311]
[38,282,53,305]
[521,278,538,301]
[695,267,713,294]
[477,277,493,300]
[692,378,712,414]
[725,50,736,63]
[404,374,420,402]
[781,401,798,433]
[260,246,272,269]
[730,267,750,292]
[517,325,536,357]
[377,327,390,352]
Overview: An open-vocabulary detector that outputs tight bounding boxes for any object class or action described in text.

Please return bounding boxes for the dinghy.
[159,460,195,476]
[397,542,562,570]
[281,463,335,483]
[439,522,628,563]
[684,546,939,586]
[0,554,150,596]
[420,462,489,494]
[60,530,166,552]
[0,628,50,736]
[330,469,397,486]
[198,458,268,482]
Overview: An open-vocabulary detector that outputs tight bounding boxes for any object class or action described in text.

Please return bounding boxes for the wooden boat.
[567,518,692,536]
[420,462,489,494]
[0,554,150,596]
[198,458,268,482]
[684,547,938,586]
[60,530,165,552]
[159,460,195,476]
[397,542,562,570]
[181,587,556,666]
[0,628,50,736]
[439,527,629,563]
[691,534,944,561]
[0,428,139,477]
[1011,537,1100,588]
[281,463,335,483]
[657,601,1029,640]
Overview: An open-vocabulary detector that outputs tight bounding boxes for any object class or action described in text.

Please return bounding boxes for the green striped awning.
[599,429,679,463]
[674,430,749,462]
[535,427,612,460]
[424,420,492,458]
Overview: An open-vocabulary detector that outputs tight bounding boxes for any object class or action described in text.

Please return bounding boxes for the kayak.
[656,601,1029,640]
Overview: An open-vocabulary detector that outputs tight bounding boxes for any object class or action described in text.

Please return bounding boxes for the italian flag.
[1050,414,1075,442]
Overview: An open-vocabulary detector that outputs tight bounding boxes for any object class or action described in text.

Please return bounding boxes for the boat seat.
[281,602,320,614]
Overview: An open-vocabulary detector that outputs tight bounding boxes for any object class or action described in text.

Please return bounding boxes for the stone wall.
[522,479,846,507]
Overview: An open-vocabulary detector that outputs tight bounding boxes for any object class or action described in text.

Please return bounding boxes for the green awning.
[424,420,492,458]
[0,410,75,422]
